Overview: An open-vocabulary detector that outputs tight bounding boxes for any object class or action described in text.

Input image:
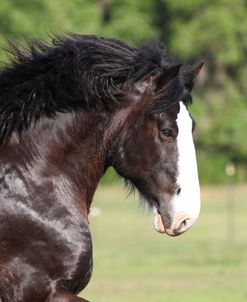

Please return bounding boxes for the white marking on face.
[171,102,201,223]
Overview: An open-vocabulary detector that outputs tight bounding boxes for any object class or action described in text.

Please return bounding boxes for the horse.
[0,34,203,302]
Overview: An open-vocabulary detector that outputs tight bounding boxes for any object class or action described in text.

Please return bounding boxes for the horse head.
[110,62,203,236]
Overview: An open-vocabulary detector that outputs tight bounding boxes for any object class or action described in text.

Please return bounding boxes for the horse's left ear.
[181,62,204,91]
[192,62,204,78]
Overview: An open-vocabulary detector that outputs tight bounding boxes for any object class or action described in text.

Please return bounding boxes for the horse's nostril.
[165,214,194,237]
[178,218,187,232]
[177,187,181,195]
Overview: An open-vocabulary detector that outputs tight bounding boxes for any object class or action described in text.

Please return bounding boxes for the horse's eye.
[161,128,172,137]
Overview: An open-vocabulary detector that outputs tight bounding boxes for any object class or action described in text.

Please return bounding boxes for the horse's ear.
[155,64,182,92]
[134,64,182,96]
[134,70,159,95]
[181,62,204,91]
[192,62,204,78]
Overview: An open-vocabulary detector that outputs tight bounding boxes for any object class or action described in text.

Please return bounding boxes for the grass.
[80,184,247,302]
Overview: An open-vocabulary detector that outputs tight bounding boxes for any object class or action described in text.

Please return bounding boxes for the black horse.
[0,34,203,302]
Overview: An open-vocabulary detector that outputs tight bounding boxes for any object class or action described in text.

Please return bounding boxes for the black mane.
[0,34,188,144]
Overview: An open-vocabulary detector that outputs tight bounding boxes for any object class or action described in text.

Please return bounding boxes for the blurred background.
[0,0,246,301]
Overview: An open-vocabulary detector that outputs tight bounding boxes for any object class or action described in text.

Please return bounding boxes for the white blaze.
[172,102,201,222]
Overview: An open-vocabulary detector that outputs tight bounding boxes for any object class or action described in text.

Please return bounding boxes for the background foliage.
[0,0,247,184]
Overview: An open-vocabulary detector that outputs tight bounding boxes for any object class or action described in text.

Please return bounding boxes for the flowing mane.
[0,34,192,144]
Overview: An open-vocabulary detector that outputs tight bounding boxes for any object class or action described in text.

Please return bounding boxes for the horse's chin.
[153,206,167,234]
[153,211,166,234]
[153,206,183,237]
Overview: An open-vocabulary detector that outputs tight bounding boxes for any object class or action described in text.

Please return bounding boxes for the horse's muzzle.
[153,209,196,236]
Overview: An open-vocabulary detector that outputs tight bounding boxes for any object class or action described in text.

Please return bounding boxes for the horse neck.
[2,110,111,215]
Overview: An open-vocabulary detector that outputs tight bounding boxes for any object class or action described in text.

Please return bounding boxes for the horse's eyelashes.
[161,128,172,137]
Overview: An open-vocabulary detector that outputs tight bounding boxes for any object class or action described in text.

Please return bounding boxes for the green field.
[81,184,247,302]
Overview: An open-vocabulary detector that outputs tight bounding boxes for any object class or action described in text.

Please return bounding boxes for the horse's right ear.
[154,64,182,93]
[134,64,182,96]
